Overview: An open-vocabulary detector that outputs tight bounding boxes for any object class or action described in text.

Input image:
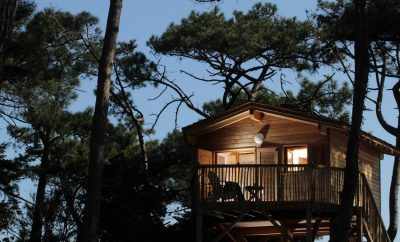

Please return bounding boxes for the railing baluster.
[197,163,390,242]
[201,167,204,201]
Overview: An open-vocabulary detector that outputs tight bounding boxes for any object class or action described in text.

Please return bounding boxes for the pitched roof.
[183,102,399,156]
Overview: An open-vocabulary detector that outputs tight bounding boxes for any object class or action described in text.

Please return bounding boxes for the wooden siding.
[196,116,327,155]
[258,147,278,164]
[198,149,213,165]
[262,115,323,145]
[196,118,264,150]
[329,129,382,209]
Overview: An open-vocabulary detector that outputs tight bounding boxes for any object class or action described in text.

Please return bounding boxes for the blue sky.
[34,0,321,139]
[7,0,400,240]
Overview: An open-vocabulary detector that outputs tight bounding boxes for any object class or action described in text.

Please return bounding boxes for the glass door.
[284,146,309,201]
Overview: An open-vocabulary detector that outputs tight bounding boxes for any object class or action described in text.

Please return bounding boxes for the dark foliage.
[203,78,352,122]
[99,128,193,242]
[149,3,334,109]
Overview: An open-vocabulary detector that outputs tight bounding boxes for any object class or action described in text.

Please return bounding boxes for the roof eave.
[182,102,400,157]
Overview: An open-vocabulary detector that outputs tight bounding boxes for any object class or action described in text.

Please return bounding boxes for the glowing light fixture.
[254,133,264,147]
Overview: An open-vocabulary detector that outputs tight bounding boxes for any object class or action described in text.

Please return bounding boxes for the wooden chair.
[207,171,244,202]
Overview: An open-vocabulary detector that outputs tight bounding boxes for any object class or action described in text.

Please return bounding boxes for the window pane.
[216,152,237,164]
[287,147,308,165]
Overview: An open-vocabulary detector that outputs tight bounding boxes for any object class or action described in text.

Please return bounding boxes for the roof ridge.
[183,101,399,156]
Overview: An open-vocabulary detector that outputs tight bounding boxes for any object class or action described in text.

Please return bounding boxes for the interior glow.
[287,147,308,165]
[216,152,237,164]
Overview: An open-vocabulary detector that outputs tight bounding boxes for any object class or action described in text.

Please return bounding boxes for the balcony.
[197,164,389,242]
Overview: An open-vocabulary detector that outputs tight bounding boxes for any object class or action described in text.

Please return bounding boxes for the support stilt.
[195,207,203,242]
[306,207,313,242]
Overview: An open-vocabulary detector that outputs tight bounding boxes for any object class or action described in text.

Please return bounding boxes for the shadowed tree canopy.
[0,7,99,241]
[317,0,400,42]
[0,143,21,231]
[202,78,352,122]
[0,7,99,122]
[99,128,193,242]
[109,40,157,164]
[149,3,334,110]
[0,0,35,121]
[0,0,35,65]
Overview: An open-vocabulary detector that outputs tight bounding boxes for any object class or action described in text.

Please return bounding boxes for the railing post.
[310,165,316,203]
[193,164,203,242]
[277,165,283,202]
[200,167,204,202]
[357,209,363,242]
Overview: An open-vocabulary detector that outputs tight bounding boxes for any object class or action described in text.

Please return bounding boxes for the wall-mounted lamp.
[254,132,264,147]
[254,124,269,147]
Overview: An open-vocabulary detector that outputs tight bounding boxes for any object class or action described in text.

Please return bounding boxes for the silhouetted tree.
[317,1,400,240]
[202,78,352,121]
[83,1,123,242]
[149,3,330,112]
[324,0,369,241]
[0,144,21,233]
[0,6,98,241]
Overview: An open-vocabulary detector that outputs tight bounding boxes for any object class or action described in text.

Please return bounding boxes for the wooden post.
[232,229,248,242]
[195,205,203,242]
[193,173,203,242]
[329,216,335,241]
[306,207,313,242]
[191,147,203,242]
[277,145,284,202]
[357,209,363,242]
[307,165,316,242]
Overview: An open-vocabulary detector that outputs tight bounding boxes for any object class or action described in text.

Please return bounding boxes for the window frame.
[284,145,309,165]
[213,148,256,165]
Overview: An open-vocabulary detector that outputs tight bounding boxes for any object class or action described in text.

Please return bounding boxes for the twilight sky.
[10,1,400,239]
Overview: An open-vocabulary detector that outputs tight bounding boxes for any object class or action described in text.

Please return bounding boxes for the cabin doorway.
[214,149,256,192]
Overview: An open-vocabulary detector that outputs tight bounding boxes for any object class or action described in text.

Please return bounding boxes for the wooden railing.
[359,174,390,242]
[198,164,390,242]
[199,165,345,204]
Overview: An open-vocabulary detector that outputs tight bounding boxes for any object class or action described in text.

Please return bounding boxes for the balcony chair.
[207,171,244,202]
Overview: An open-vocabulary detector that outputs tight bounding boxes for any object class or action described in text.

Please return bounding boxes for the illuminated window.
[216,152,237,164]
[215,149,256,165]
[286,147,308,165]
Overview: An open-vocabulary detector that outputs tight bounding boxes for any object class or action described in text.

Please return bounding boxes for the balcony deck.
[197,164,390,242]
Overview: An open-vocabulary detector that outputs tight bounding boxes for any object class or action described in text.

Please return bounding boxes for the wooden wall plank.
[197,116,325,151]
[329,130,382,209]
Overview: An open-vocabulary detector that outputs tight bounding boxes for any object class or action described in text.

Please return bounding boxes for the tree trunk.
[0,0,17,49]
[374,56,400,242]
[29,173,47,242]
[82,1,123,242]
[330,0,369,241]
[388,121,400,240]
[29,145,50,242]
[387,81,400,241]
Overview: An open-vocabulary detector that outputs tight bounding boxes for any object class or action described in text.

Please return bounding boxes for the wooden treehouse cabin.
[183,102,399,242]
